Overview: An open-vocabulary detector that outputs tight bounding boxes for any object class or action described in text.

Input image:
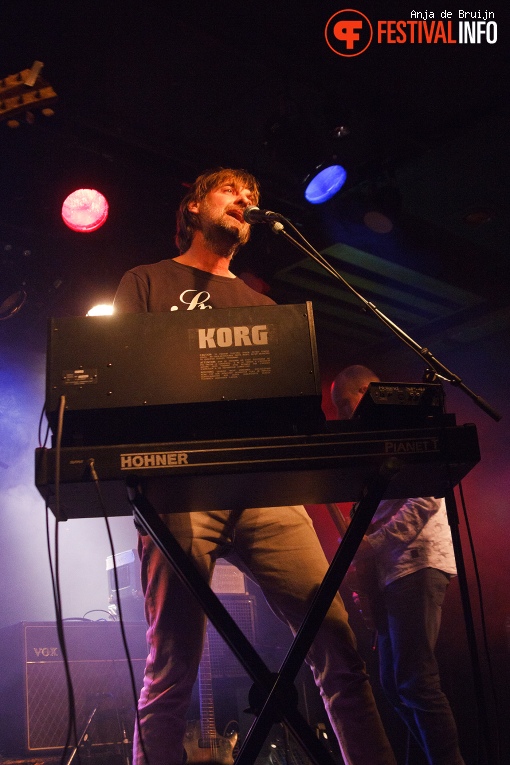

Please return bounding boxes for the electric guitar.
[184,630,238,764]
[0,61,58,126]
[325,503,380,633]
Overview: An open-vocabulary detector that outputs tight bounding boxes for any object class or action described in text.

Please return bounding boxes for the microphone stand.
[267,214,502,764]
[269,217,501,422]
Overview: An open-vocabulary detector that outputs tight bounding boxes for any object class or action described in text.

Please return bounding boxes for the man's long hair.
[175,167,260,253]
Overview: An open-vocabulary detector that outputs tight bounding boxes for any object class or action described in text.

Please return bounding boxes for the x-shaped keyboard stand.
[127,458,399,765]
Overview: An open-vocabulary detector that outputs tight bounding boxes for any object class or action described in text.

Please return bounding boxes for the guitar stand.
[64,693,132,765]
[64,694,106,765]
[127,457,400,765]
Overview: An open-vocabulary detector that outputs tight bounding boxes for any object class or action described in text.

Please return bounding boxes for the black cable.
[457,480,501,764]
[82,610,113,620]
[88,458,151,765]
[38,402,50,448]
[44,395,80,765]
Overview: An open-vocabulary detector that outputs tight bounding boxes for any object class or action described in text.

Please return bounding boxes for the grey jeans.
[133,496,396,765]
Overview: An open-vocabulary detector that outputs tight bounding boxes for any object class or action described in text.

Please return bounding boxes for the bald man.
[330,365,465,765]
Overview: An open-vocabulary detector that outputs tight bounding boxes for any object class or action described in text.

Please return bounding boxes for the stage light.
[61,188,109,233]
[86,304,114,316]
[363,210,393,234]
[304,164,347,204]
[0,289,27,320]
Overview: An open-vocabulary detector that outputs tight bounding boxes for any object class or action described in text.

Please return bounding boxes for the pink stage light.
[61,188,109,232]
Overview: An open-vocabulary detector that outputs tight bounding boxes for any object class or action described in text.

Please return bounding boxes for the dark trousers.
[377,567,465,765]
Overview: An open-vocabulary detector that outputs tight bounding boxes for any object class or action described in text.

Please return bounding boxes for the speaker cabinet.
[105,554,255,679]
[106,548,145,622]
[0,621,147,755]
[207,595,257,678]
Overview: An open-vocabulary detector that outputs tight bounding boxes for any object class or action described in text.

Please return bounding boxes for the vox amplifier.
[0,620,147,754]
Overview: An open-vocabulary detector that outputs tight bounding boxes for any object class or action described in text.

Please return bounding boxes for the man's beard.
[200,206,250,256]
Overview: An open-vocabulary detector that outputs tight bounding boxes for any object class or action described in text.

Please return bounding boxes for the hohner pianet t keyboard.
[35,420,480,520]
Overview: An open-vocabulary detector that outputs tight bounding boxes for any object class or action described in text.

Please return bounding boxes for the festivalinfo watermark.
[325,9,498,56]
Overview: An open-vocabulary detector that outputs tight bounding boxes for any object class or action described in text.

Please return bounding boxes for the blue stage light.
[304,164,347,204]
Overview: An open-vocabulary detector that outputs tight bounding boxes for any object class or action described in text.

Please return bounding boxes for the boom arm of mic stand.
[271,220,502,422]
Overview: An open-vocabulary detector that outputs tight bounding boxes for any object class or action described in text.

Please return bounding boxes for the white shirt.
[366,497,457,589]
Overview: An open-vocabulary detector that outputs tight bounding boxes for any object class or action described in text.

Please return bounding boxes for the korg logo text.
[198,324,269,349]
[120,451,189,470]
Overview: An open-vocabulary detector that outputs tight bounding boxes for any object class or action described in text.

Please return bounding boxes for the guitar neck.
[325,503,349,538]
[184,629,237,764]
[325,503,380,635]
[0,64,57,124]
[198,631,217,741]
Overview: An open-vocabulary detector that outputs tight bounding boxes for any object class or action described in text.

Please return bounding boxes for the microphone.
[243,205,285,225]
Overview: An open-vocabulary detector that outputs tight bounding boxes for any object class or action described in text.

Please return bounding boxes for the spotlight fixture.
[331,125,351,139]
[0,288,27,320]
[363,210,393,234]
[304,163,347,204]
[463,208,495,226]
[86,303,114,316]
[61,188,109,233]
